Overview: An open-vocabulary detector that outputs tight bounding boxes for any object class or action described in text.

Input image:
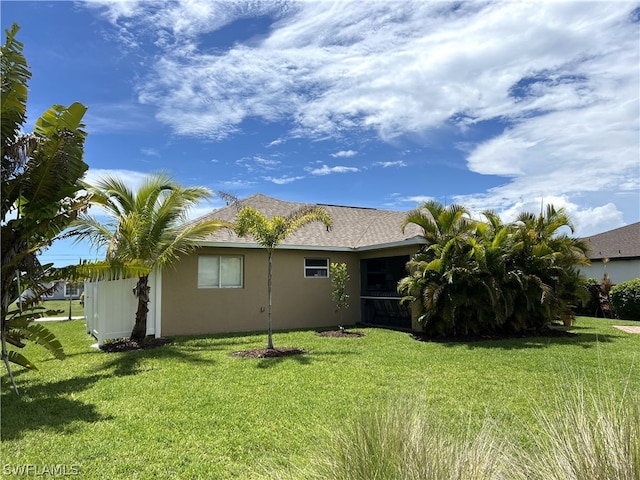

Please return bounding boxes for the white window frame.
[198,255,244,288]
[304,258,329,278]
[64,282,80,297]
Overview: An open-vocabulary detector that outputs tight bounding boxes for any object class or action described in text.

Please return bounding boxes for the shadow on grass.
[0,374,112,441]
[437,331,615,350]
[256,353,312,369]
[250,349,360,369]
[99,343,217,377]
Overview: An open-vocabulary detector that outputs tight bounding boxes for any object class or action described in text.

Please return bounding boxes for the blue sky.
[3,1,639,266]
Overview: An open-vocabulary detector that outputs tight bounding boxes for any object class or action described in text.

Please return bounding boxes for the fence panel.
[83,271,159,346]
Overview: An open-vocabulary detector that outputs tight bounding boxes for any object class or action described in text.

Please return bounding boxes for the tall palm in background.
[234,205,332,349]
[72,173,229,341]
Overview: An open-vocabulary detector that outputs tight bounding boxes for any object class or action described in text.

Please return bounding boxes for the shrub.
[610,278,640,320]
[573,278,600,316]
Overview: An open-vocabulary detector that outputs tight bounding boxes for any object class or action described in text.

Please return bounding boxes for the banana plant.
[2,24,89,394]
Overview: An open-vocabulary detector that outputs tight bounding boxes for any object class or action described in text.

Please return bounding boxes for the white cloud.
[394,195,436,206]
[236,155,280,172]
[81,1,639,232]
[452,192,628,237]
[84,168,149,191]
[140,147,160,157]
[266,138,285,147]
[374,160,406,168]
[331,150,357,158]
[263,175,304,185]
[305,164,360,176]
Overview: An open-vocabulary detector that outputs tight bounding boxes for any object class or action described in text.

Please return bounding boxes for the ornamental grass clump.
[512,370,640,480]
[304,399,505,480]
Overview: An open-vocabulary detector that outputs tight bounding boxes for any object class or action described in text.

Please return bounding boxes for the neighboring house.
[44,280,84,300]
[580,222,640,284]
[85,194,426,344]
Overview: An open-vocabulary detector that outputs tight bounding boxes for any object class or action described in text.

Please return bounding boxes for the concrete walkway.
[34,316,85,322]
[613,325,640,334]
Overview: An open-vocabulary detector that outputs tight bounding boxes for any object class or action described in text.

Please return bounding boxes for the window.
[64,282,81,297]
[304,258,329,278]
[198,255,243,288]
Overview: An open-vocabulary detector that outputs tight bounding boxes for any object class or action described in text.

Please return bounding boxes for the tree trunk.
[267,250,274,349]
[131,275,150,342]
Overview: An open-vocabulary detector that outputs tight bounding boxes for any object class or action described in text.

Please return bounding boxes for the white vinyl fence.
[84,270,162,346]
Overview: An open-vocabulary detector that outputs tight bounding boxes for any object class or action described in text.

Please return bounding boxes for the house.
[580,222,640,284]
[44,280,84,300]
[19,280,84,301]
[85,194,426,344]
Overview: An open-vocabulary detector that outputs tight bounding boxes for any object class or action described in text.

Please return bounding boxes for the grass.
[1,316,639,479]
[298,399,506,480]
[9,299,85,318]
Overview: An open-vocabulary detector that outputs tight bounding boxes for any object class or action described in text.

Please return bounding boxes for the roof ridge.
[582,221,640,239]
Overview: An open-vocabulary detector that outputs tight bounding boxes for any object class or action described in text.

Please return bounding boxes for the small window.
[198,255,243,288]
[304,258,329,278]
[64,283,81,297]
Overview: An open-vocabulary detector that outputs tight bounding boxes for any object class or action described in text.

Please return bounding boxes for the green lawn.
[9,299,85,318]
[1,317,638,479]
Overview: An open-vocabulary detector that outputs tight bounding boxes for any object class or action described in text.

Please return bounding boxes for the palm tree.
[399,201,481,335]
[72,173,230,342]
[511,205,590,327]
[234,205,332,349]
[401,200,473,246]
[399,201,589,337]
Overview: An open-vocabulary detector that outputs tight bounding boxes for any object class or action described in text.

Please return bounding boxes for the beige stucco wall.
[161,247,361,336]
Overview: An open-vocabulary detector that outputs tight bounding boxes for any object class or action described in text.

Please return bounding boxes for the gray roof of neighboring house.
[192,194,426,251]
[581,222,640,261]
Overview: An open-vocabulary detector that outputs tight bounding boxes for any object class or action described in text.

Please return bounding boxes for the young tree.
[235,205,332,349]
[71,173,231,342]
[330,262,350,326]
[1,24,89,392]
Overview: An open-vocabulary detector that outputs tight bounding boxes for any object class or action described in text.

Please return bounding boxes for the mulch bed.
[316,329,366,338]
[231,347,306,358]
[100,337,173,353]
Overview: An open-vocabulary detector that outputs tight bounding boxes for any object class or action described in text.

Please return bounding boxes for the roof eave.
[197,237,427,252]
[354,237,427,252]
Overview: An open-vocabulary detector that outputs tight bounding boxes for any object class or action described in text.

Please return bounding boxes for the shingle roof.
[193,194,426,250]
[581,222,640,260]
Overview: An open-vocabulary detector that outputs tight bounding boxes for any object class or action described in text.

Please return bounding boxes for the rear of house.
[159,195,425,337]
[85,194,425,344]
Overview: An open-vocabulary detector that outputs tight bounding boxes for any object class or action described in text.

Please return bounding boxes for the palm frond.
[7,351,37,370]
[6,320,65,360]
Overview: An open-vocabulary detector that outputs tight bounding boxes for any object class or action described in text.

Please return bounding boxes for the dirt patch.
[100,337,173,353]
[231,347,306,358]
[613,325,640,334]
[316,330,366,338]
